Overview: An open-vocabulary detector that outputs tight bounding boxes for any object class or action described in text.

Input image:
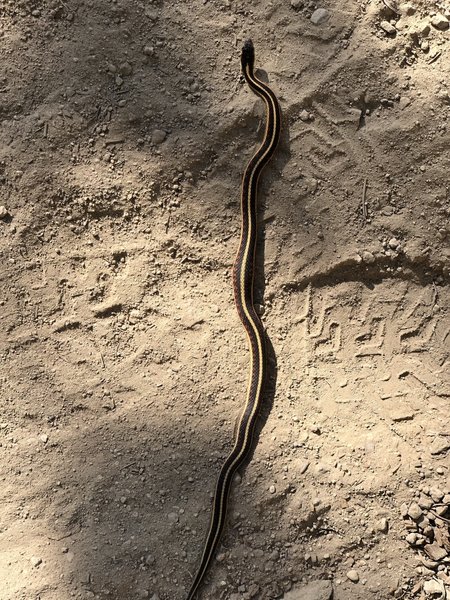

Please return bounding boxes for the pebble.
[282,579,333,600]
[428,487,444,502]
[431,13,449,31]
[346,569,360,583]
[143,45,155,56]
[299,109,310,122]
[380,21,397,35]
[30,556,42,567]
[405,533,418,545]
[0,206,10,219]
[418,495,433,510]
[299,460,310,474]
[310,8,330,25]
[424,543,448,561]
[430,438,450,455]
[407,502,423,520]
[118,61,133,76]
[388,237,400,249]
[375,517,389,533]
[40,434,49,444]
[361,250,376,264]
[269,485,276,494]
[152,129,167,145]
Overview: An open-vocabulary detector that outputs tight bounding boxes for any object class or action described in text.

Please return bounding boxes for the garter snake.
[186,39,281,599]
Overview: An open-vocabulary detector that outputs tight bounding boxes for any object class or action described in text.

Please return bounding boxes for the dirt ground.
[1,0,449,599]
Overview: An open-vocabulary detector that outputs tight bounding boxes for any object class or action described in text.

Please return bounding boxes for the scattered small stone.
[118,61,133,76]
[431,13,449,31]
[346,569,360,583]
[388,237,400,249]
[0,206,10,220]
[399,2,415,15]
[299,460,310,475]
[361,250,376,264]
[290,0,304,9]
[408,502,423,520]
[310,8,330,25]
[375,517,389,533]
[282,579,333,600]
[405,532,418,545]
[168,512,178,523]
[423,579,446,596]
[30,556,42,567]
[269,485,276,494]
[299,109,310,122]
[40,434,49,444]
[428,487,444,502]
[418,495,434,510]
[152,129,167,145]
[424,543,448,562]
[430,438,450,455]
[400,502,409,518]
[143,45,155,56]
[380,21,397,35]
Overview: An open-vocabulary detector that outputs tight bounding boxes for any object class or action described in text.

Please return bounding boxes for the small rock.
[30,556,42,567]
[361,250,376,264]
[424,543,448,561]
[388,237,400,249]
[118,61,133,76]
[408,502,423,520]
[269,485,276,494]
[418,495,433,510]
[310,8,330,25]
[428,487,444,502]
[423,579,446,596]
[405,533,418,545]
[400,502,409,517]
[143,45,155,56]
[291,0,304,8]
[399,2,415,15]
[168,512,178,523]
[282,579,333,600]
[431,13,449,31]
[417,20,431,36]
[0,206,10,220]
[40,434,49,444]
[430,438,450,455]
[152,129,166,145]
[375,517,389,533]
[347,569,360,583]
[299,460,310,475]
[299,109,310,122]
[380,21,397,35]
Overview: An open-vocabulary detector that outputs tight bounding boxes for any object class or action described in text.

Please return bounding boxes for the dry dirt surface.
[1,0,450,599]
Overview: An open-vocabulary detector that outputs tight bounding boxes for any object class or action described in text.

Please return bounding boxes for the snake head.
[241,39,255,72]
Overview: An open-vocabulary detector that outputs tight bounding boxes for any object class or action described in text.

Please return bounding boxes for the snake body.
[186,40,281,600]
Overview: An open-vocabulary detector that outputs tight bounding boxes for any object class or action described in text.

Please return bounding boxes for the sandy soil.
[0,1,449,599]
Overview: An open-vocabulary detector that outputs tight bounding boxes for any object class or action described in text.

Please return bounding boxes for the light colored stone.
[347,569,360,583]
[375,517,389,533]
[310,8,330,25]
[299,109,310,122]
[408,502,423,520]
[424,543,448,561]
[282,579,333,600]
[152,129,167,144]
[0,206,10,219]
[380,21,397,35]
[361,250,376,264]
[30,556,42,567]
[431,13,449,31]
